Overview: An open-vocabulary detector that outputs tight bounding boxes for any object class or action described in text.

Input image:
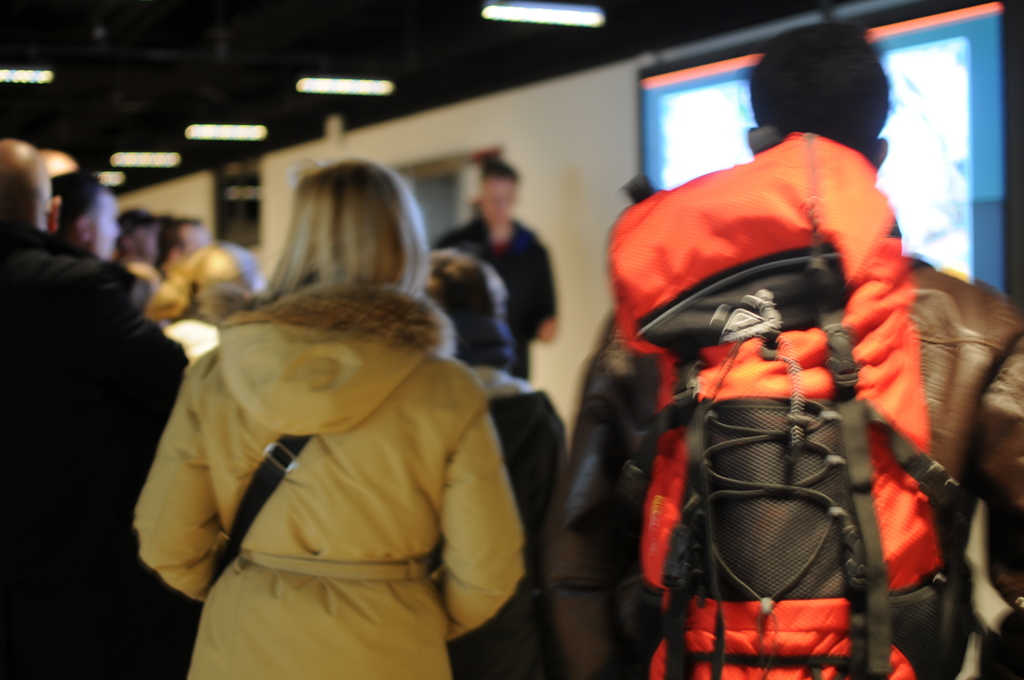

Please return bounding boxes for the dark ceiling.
[1,0,852,191]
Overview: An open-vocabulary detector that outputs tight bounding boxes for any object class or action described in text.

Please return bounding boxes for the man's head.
[749,23,890,161]
[52,171,120,261]
[38,149,79,178]
[478,158,519,230]
[0,138,57,232]
[118,209,162,266]
[158,217,213,271]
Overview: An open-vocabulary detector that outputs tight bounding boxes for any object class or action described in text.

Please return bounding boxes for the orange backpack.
[611,134,977,680]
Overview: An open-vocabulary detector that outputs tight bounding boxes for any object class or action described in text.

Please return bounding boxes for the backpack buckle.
[672,360,702,405]
[824,324,860,399]
[662,524,696,590]
[617,460,650,516]
[830,361,860,394]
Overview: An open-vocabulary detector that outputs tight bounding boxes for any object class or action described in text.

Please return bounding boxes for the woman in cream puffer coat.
[134,160,525,680]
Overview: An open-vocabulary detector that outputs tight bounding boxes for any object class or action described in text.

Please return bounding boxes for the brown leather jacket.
[543,268,1024,680]
[914,267,1024,680]
[542,319,660,680]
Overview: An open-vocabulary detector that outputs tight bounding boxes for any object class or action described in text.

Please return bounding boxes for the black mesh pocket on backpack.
[705,400,851,601]
[890,579,973,680]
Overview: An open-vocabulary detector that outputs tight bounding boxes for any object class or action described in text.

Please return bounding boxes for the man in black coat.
[0,139,194,680]
[436,158,557,380]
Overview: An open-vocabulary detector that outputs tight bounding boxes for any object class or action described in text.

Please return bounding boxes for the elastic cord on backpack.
[775,335,808,465]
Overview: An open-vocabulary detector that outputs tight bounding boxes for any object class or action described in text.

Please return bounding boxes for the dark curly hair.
[750,23,890,159]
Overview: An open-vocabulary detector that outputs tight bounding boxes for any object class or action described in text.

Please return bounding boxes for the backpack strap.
[617,361,699,679]
[617,361,700,531]
[661,521,694,680]
[834,398,893,679]
[813,241,893,678]
[619,404,688,504]
[869,410,978,667]
[659,402,715,680]
[870,412,966,518]
[686,402,727,680]
[215,434,313,581]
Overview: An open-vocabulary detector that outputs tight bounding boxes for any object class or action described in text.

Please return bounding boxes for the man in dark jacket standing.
[436,158,557,379]
[0,139,193,680]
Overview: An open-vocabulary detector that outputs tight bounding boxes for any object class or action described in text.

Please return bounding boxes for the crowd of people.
[0,20,1022,680]
[0,140,565,680]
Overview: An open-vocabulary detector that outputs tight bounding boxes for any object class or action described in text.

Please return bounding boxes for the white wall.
[118,169,218,232]
[260,57,644,421]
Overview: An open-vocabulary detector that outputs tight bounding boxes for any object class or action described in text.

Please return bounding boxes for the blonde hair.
[267,159,427,299]
[147,242,265,322]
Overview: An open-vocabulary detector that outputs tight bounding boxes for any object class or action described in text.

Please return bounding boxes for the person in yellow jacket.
[134,159,525,680]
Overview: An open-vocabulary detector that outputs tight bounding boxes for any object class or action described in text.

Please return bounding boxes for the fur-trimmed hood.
[214,284,456,434]
[204,283,453,355]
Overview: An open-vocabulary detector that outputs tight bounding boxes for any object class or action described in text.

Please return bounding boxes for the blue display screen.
[641,8,1005,288]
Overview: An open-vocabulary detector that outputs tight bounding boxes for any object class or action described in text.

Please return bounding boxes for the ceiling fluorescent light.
[0,68,54,84]
[110,152,181,168]
[185,124,268,141]
[95,171,126,187]
[296,77,395,96]
[481,1,605,27]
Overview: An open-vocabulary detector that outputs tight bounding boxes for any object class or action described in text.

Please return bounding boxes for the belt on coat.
[241,551,431,580]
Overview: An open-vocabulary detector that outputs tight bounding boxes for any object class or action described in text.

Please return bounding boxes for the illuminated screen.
[641,4,1005,288]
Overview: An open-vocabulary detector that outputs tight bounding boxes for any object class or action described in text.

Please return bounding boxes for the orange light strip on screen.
[641,54,761,90]
[641,2,1003,91]
[868,2,1002,40]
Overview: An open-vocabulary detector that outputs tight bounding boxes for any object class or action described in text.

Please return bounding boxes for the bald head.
[39,148,79,178]
[0,139,52,230]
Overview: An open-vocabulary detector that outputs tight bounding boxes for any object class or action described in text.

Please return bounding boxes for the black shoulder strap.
[619,359,698,486]
[215,434,313,581]
[815,263,892,679]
